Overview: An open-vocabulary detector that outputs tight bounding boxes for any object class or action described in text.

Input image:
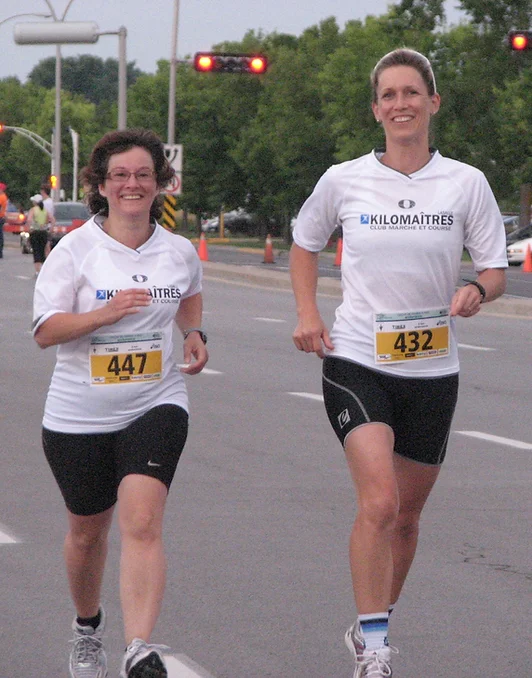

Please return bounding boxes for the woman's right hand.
[293,310,334,358]
[100,288,152,325]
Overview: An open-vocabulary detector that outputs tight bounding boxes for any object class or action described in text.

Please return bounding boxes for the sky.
[0,0,466,82]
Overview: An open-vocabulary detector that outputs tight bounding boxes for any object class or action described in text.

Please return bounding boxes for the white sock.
[358,612,389,651]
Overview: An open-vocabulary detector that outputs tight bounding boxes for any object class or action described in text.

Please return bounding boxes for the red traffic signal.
[508,30,531,51]
[0,123,5,133]
[193,52,268,74]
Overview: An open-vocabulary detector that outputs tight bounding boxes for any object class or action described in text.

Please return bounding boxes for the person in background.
[0,182,7,258]
[33,128,208,678]
[40,183,55,258]
[27,194,52,275]
[289,48,507,678]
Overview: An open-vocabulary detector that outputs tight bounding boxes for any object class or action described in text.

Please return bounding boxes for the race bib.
[374,308,450,363]
[89,331,163,385]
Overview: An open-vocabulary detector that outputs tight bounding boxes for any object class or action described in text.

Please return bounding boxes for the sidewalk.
[201,260,532,319]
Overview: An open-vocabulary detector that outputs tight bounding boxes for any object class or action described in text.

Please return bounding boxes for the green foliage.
[0,1,530,216]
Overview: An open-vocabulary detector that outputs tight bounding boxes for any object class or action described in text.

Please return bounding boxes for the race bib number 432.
[89,331,163,385]
[374,308,450,363]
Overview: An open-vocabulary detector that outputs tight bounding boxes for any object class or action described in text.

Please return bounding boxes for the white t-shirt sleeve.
[32,244,76,334]
[292,166,344,252]
[463,170,508,271]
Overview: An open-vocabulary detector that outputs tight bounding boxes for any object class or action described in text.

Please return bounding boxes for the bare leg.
[118,474,168,644]
[344,423,398,613]
[64,507,114,618]
[390,454,440,604]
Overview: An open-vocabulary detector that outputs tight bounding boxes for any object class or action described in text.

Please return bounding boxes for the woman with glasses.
[33,128,208,678]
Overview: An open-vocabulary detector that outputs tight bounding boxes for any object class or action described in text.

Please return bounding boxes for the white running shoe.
[69,607,107,678]
[120,638,169,678]
[353,646,398,678]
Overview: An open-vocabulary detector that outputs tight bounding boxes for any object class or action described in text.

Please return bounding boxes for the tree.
[29,55,143,105]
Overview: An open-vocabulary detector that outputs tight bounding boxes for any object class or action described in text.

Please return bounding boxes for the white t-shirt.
[33,216,202,433]
[292,150,508,377]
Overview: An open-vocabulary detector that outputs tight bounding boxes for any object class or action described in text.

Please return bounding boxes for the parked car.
[48,201,90,248]
[506,222,532,246]
[4,200,26,233]
[507,235,532,265]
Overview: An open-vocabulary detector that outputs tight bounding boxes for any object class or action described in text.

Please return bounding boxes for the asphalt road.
[0,245,530,678]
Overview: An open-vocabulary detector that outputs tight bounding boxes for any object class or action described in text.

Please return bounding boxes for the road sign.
[164,144,182,195]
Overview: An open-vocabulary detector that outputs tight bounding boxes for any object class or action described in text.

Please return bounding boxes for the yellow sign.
[374,308,450,363]
[90,332,163,385]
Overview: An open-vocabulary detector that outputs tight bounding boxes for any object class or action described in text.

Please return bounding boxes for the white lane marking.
[0,524,18,544]
[458,343,495,351]
[456,431,532,450]
[15,275,33,280]
[165,654,215,677]
[288,392,324,402]
[253,317,286,323]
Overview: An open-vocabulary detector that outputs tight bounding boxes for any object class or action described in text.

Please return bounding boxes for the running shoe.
[345,620,365,662]
[351,645,398,678]
[69,607,107,678]
[120,638,169,678]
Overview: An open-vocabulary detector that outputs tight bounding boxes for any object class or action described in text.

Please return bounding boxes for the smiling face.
[98,146,158,220]
[372,65,440,147]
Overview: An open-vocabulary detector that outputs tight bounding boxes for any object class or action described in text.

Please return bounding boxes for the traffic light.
[193,52,268,74]
[508,30,531,51]
[50,175,58,189]
[0,123,5,133]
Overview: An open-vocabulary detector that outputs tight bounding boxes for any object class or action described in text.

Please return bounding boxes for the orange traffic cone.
[198,233,209,262]
[263,234,275,264]
[522,244,532,273]
[334,237,343,267]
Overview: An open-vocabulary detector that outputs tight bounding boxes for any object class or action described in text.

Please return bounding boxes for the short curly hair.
[84,128,175,221]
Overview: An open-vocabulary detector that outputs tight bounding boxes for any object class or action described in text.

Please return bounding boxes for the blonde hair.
[371,48,437,103]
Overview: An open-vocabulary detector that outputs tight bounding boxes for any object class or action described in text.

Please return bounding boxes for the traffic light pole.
[167,0,180,145]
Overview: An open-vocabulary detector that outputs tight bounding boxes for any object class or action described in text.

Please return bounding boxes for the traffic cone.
[198,233,209,262]
[523,244,532,273]
[334,237,343,267]
[263,234,275,264]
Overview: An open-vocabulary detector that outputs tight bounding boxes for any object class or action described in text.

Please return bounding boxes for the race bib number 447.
[90,331,163,385]
[374,308,450,363]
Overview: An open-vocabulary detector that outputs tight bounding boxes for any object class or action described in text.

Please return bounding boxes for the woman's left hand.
[180,334,209,374]
[450,285,483,317]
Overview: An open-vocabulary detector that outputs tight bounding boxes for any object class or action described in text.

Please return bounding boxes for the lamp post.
[167,0,180,145]
[43,0,78,201]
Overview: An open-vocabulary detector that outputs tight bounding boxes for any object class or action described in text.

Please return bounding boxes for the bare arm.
[175,292,208,374]
[34,288,152,349]
[289,243,334,358]
[450,268,506,317]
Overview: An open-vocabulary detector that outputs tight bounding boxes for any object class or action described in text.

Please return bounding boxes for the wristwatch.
[183,327,207,344]
[465,280,486,303]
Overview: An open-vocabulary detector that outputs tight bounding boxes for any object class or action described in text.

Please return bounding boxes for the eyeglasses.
[106,169,156,183]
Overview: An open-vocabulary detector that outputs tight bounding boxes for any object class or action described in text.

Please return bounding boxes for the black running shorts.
[322,356,459,466]
[42,404,189,516]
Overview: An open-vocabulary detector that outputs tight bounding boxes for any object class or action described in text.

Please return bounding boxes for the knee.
[120,507,161,543]
[68,525,108,552]
[358,493,399,532]
[395,509,421,541]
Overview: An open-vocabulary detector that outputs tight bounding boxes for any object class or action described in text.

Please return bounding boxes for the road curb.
[202,260,532,318]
